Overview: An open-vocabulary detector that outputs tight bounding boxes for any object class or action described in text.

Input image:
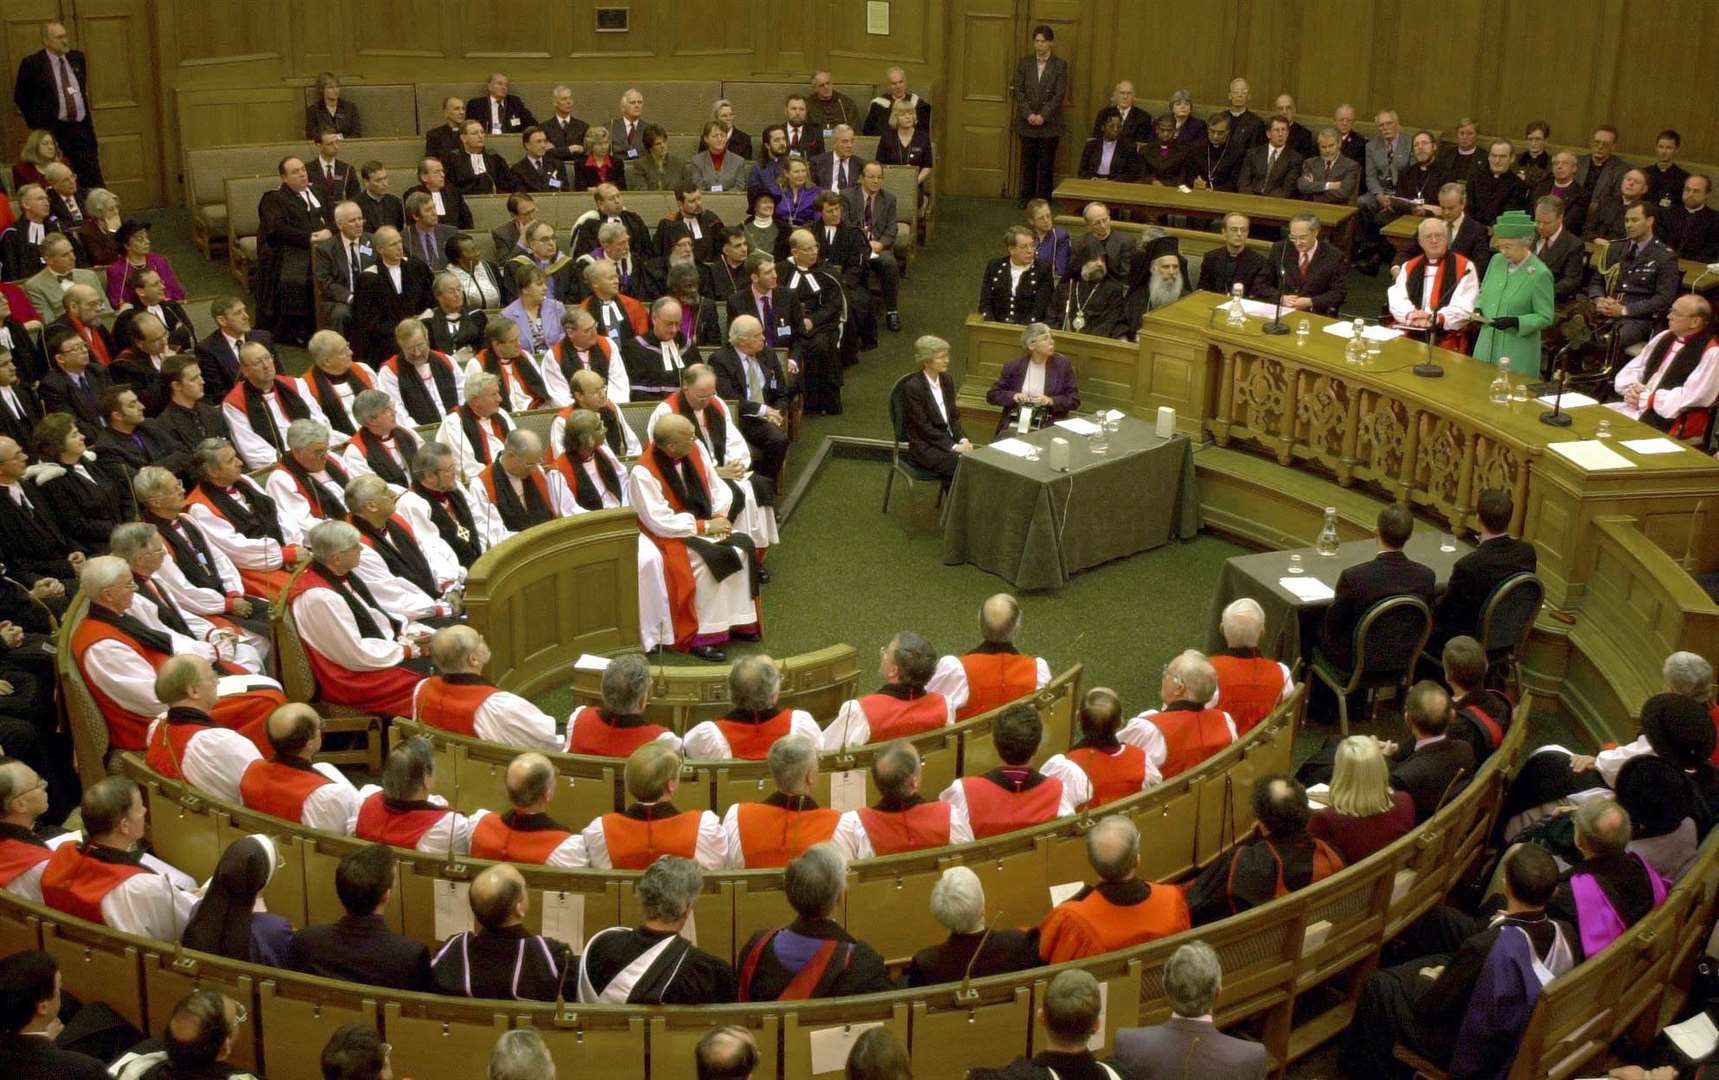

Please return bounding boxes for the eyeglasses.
[230,1001,248,1025]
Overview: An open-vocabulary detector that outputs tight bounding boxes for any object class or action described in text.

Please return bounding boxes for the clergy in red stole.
[928,593,1052,722]
[72,556,284,754]
[182,437,303,599]
[580,741,729,870]
[834,741,973,861]
[142,655,263,803]
[941,702,1091,839]
[470,753,586,867]
[1065,687,1157,811]
[681,654,823,760]
[413,625,560,749]
[1037,816,1190,963]
[565,652,682,756]
[627,413,759,662]
[721,734,841,868]
[239,704,371,834]
[1385,218,1479,351]
[286,519,431,719]
[353,735,484,855]
[1120,651,1237,780]
[0,760,79,904]
[819,631,954,750]
[40,778,200,939]
[1209,598,1295,735]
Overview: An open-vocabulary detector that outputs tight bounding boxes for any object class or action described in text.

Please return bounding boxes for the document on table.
[1536,391,1600,409]
[1620,437,1686,455]
[1278,576,1335,602]
[1322,322,1403,342]
[574,653,611,672]
[1226,297,1283,320]
[988,437,1037,458]
[1664,1011,1719,1060]
[1054,417,1101,436]
[1548,440,1637,470]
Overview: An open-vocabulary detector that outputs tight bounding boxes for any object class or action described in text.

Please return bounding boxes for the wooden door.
[68,0,164,209]
[940,0,1019,197]
[1,0,61,162]
[1025,0,1085,188]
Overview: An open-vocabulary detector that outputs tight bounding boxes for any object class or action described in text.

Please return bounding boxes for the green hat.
[1492,210,1534,240]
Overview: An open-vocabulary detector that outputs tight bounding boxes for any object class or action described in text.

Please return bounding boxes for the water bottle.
[1316,507,1341,557]
[1344,334,1363,365]
[1089,419,1109,456]
[1489,372,1510,405]
[1227,283,1247,328]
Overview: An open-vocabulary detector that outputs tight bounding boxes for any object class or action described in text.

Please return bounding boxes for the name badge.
[626,148,640,159]
[508,117,521,129]
[710,183,723,192]
[548,175,562,189]
[357,243,373,256]
[776,320,791,339]
[822,127,835,140]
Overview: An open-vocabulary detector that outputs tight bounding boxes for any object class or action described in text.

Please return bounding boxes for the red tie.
[1298,252,1310,278]
[790,127,799,151]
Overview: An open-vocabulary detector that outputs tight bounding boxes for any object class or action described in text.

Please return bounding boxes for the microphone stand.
[1410,319,1443,378]
[1262,242,1290,335]
[1539,369,1573,427]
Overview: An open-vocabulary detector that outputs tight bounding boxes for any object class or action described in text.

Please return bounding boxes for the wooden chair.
[649,1013,779,1080]
[883,373,947,519]
[271,563,384,772]
[784,1002,908,1080]
[141,948,261,1071]
[40,915,148,1033]
[56,592,119,790]
[909,986,1031,1078]
[526,1013,648,1080]
[1311,595,1433,735]
[382,999,510,1080]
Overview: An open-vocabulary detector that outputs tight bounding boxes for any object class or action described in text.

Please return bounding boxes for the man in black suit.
[1389,681,1475,821]
[0,296,45,386]
[727,250,806,362]
[1432,488,1537,650]
[491,193,537,261]
[1011,26,1069,204]
[656,185,724,267]
[811,192,871,345]
[423,96,465,162]
[448,120,512,197]
[354,161,404,234]
[255,156,335,346]
[1260,213,1348,317]
[707,314,792,483]
[288,843,433,992]
[844,163,902,331]
[781,94,825,160]
[1198,212,1269,299]
[1530,195,1588,304]
[1529,151,1589,239]
[194,297,273,406]
[1420,182,1493,274]
[1191,115,1245,193]
[12,21,102,187]
[1272,94,1317,160]
[92,385,153,480]
[467,72,536,138]
[40,163,89,233]
[1236,117,1303,199]
[542,85,590,165]
[810,126,866,192]
[0,433,84,592]
[1321,502,1436,670]
[402,192,459,272]
[314,200,372,337]
[978,226,1056,325]
[779,230,848,414]
[405,158,472,231]
[509,126,571,195]
[1663,174,1719,262]
[0,350,43,448]
[0,186,63,283]
[306,128,360,207]
[145,355,230,480]
[0,952,111,1080]
[1089,80,1153,145]
[36,324,109,436]
[569,183,655,260]
[351,227,435,364]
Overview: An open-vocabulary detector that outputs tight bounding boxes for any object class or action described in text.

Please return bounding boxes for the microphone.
[1410,317,1443,378]
[1262,241,1291,335]
[1539,369,1573,427]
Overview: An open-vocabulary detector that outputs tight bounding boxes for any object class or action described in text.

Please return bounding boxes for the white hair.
[1220,598,1266,648]
[929,866,986,935]
[1664,651,1715,699]
[307,519,361,563]
[80,555,132,595]
[285,418,331,450]
[465,371,500,399]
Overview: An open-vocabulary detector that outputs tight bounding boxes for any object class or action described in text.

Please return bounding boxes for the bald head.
[654,413,696,456]
[469,863,526,931]
[1086,816,1141,882]
[429,624,484,675]
[266,704,322,759]
[979,593,1023,644]
[505,753,555,811]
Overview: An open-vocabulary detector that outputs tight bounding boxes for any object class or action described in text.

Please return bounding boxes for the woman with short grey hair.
[902,335,972,481]
[987,320,1078,432]
[905,866,1039,986]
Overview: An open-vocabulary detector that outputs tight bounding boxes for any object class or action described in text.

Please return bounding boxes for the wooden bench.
[299,83,420,138]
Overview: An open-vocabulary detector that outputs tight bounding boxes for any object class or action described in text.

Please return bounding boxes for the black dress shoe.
[731,628,762,642]
[689,645,727,662]
[886,311,902,332]
[755,566,772,584]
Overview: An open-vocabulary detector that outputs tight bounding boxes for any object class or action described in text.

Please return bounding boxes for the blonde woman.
[1309,735,1415,864]
[13,129,61,189]
[875,100,933,188]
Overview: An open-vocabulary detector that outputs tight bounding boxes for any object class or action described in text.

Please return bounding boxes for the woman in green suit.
[1472,210,1556,376]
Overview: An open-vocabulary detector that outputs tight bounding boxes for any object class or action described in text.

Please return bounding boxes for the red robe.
[286,567,423,717]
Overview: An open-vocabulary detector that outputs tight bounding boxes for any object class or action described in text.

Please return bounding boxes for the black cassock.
[255,185,333,343]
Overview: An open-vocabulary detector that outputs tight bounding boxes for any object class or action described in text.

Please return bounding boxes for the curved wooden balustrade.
[391,664,1083,821]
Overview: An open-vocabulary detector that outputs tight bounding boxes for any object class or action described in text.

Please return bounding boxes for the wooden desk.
[1052,178,1358,253]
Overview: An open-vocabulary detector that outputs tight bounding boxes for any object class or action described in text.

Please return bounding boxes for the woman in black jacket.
[28,412,129,552]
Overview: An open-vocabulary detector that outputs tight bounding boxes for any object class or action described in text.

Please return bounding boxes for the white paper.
[1321,322,1402,342]
[679,908,697,946]
[574,654,611,672]
[1054,418,1101,436]
[1087,982,1109,1051]
[433,880,473,940]
[1278,576,1335,602]
[1300,919,1332,957]
[1536,391,1600,409]
[1390,868,1418,904]
[1304,782,1330,806]
[828,769,866,812]
[1621,437,1686,455]
[1665,1011,1719,1059]
[988,437,1037,458]
[809,1022,885,1075]
[541,890,585,951]
[1048,881,1084,907]
[1548,439,1637,471]
[1226,298,1282,320]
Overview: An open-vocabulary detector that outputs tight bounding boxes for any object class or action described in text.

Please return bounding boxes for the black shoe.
[886,311,902,332]
[689,645,727,662]
[731,628,763,642]
[755,566,771,584]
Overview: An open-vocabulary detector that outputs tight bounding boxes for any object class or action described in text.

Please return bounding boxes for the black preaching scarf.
[281,454,352,520]
[308,367,369,435]
[354,426,420,488]
[412,483,483,567]
[87,603,177,656]
[482,349,551,411]
[393,352,460,425]
[489,467,554,533]
[566,450,623,511]
[673,394,729,465]
[144,512,225,593]
[598,404,628,457]
[134,574,193,637]
[649,445,712,519]
[1641,329,1717,395]
[459,406,508,467]
[240,378,314,451]
[197,479,286,544]
[556,340,610,383]
[355,514,439,596]
[309,560,400,639]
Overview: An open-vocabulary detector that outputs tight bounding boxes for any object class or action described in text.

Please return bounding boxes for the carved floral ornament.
[1358,396,1408,474]
[1238,355,1288,429]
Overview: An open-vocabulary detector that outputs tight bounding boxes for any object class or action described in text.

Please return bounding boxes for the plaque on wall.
[595,6,629,32]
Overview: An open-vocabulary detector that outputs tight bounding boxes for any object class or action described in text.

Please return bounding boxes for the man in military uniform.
[977,226,1056,325]
[1588,201,1683,350]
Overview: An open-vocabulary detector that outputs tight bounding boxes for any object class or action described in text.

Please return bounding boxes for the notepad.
[1665,1011,1719,1060]
[1054,417,1101,436]
[1548,439,1636,471]
[1278,576,1335,602]
[540,890,585,951]
[1087,982,1109,1051]
[1322,322,1403,342]
[1536,391,1600,409]
[574,654,611,672]
[828,769,866,812]
[1049,881,1085,907]
[988,437,1037,458]
[1621,437,1687,455]
[809,1023,886,1075]
[433,880,473,940]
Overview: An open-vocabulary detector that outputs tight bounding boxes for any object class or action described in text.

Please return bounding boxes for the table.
[941,417,1199,590]
[1202,532,1474,664]
[1052,178,1359,253]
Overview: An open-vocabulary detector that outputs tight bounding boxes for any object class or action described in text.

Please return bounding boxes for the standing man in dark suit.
[254,156,335,346]
[1113,941,1268,1079]
[542,85,589,166]
[467,72,535,139]
[844,164,902,331]
[1321,503,1436,671]
[12,21,102,187]
[1531,195,1588,303]
[1389,682,1475,821]
[448,121,512,197]
[314,201,373,337]
[287,844,433,992]
[1237,117,1303,199]
[0,952,112,1080]
[1431,488,1536,650]
[0,349,44,447]
[509,127,570,194]
[195,297,273,405]
[901,334,971,481]
[1261,213,1348,317]
[706,314,791,483]
[978,226,1055,325]
[352,227,434,364]
[1010,25,1069,206]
